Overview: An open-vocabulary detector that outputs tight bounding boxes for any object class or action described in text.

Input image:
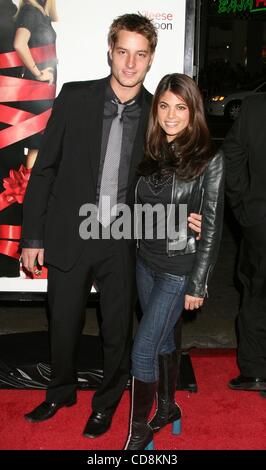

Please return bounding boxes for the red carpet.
[0,349,265,450]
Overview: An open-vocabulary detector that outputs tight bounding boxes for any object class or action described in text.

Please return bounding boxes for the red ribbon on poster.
[0,44,56,149]
[0,75,56,102]
[0,240,20,259]
[0,108,52,149]
[0,104,34,125]
[0,44,56,69]
[0,165,31,210]
[0,225,21,239]
[0,45,56,260]
[0,225,21,259]
[0,164,30,260]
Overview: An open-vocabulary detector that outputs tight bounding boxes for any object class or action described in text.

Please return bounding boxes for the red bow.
[0,165,31,210]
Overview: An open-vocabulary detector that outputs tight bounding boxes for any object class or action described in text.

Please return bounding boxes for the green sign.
[218,0,266,14]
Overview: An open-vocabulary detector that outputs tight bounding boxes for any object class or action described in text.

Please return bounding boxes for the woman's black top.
[15,4,57,79]
[137,173,195,276]
[15,4,57,148]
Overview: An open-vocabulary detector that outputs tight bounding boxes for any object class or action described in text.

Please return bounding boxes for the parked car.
[206,80,266,120]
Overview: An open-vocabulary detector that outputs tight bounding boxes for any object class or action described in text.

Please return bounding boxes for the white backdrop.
[12,0,189,93]
[54,0,187,94]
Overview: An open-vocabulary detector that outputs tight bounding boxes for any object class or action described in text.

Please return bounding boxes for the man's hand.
[21,248,44,274]
[188,213,202,240]
[185,294,204,310]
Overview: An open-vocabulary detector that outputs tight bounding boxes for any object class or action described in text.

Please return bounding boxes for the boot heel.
[145,440,154,450]
[172,418,181,435]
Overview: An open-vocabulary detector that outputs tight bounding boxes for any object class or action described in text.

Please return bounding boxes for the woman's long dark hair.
[139,73,213,180]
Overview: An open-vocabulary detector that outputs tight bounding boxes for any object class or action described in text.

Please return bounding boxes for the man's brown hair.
[108,13,158,53]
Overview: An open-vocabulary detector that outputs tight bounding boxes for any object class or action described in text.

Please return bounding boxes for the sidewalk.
[182,217,239,348]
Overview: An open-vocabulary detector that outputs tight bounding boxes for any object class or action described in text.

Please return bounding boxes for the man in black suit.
[21,14,158,438]
[223,95,266,394]
[21,13,201,437]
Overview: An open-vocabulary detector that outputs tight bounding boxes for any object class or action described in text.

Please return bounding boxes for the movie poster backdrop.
[0,0,190,293]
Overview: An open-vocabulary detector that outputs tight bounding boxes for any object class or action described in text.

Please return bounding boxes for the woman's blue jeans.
[132,257,188,383]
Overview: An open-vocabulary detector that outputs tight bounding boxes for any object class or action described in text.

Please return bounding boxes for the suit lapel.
[127,88,152,190]
[85,77,109,190]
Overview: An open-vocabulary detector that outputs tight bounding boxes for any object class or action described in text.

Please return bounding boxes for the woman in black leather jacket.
[125,73,224,450]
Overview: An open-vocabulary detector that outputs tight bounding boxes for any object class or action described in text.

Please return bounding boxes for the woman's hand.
[38,67,54,85]
[14,28,54,85]
[184,294,204,310]
[188,213,202,240]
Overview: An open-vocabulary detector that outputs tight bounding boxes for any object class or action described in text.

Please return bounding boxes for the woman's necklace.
[145,172,173,196]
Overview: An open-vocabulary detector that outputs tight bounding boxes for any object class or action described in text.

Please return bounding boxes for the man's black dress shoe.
[83,411,113,438]
[228,374,266,391]
[24,399,76,423]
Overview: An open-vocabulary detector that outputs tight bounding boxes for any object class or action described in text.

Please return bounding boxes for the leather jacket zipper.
[199,188,205,214]
[204,265,212,297]
[166,174,176,255]
[134,177,142,248]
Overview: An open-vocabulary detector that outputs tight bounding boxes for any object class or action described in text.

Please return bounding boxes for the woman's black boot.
[124,377,157,450]
[149,351,182,435]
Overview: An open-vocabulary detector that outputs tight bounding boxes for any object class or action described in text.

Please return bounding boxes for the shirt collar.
[105,80,143,107]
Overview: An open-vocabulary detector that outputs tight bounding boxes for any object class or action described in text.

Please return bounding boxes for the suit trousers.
[237,218,266,377]
[45,237,136,414]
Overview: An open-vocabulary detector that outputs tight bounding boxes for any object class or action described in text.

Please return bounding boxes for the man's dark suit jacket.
[22,76,152,270]
[223,94,266,227]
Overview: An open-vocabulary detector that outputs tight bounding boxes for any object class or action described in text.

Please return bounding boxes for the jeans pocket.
[156,272,187,295]
[163,272,186,282]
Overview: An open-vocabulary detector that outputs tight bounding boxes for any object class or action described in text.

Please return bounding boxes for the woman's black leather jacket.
[135,150,225,298]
